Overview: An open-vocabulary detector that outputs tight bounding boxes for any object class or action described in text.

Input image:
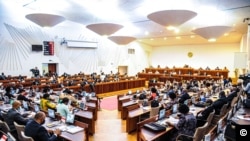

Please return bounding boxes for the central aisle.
[89,109,137,141]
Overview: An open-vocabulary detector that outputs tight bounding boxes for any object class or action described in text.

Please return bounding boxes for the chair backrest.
[230,97,238,108]
[206,110,215,127]
[0,119,10,133]
[21,131,34,141]
[137,100,144,105]
[220,103,228,116]
[150,106,160,117]
[14,121,25,141]
[193,122,209,141]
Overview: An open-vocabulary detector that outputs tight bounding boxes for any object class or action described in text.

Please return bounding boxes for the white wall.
[0,22,151,77]
[150,43,240,77]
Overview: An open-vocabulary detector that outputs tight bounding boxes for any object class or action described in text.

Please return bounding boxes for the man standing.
[25,112,61,141]
[33,67,40,78]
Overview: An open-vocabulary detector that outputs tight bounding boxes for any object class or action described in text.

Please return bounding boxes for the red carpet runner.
[100,96,118,110]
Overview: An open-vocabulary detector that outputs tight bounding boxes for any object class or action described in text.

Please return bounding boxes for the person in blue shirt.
[56,97,70,118]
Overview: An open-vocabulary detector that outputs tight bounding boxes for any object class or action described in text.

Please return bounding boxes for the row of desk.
[0,104,88,141]
[138,73,224,81]
[1,78,146,95]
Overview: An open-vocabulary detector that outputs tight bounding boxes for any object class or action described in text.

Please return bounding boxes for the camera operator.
[242,77,250,99]
[30,67,40,78]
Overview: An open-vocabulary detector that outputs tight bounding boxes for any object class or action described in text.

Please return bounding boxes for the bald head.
[34,112,46,124]
[12,101,21,109]
[34,112,46,120]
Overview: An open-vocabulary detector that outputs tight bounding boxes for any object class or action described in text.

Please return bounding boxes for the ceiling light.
[147,10,197,27]
[108,36,136,45]
[86,23,123,36]
[176,36,181,39]
[192,26,231,40]
[164,37,167,40]
[174,29,180,33]
[208,38,216,42]
[190,35,195,38]
[25,13,65,27]
[167,26,176,30]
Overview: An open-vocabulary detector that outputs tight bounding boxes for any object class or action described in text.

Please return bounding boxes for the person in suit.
[196,99,214,127]
[25,112,61,141]
[212,91,227,115]
[178,89,191,104]
[4,86,16,100]
[17,89,32,102]
[5,101,29,139]
[226,86,239,103]
[33,67,40,78]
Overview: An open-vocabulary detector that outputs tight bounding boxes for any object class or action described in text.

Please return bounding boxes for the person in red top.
[149,87,158,101]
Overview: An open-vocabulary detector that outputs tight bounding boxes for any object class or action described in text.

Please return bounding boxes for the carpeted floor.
[100,96,118,110]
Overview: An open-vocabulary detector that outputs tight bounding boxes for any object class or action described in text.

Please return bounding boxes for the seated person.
[40,94,56,111]
[4,86,16,99]
[212,91,227,115]
[5,101,29,139]
[17,89,32,102]
[56,97,70,118]
[25,112,61,141]
[162,92,178,110]
[148,87,159,101]
[178,89,191,104]
[196,99,214,127]
[226,86,239,104]
[60,90,77,105]
[166,104,197,141]
[138,92,146,100]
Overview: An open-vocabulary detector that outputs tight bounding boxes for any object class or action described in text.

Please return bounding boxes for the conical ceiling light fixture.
[86,23,123,36]
[108,36,136,45]
[192,26,232,41]
[147,10,197,28]
[25,13,65,27]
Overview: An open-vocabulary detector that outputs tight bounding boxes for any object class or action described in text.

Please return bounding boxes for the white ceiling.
[1,0,250,47]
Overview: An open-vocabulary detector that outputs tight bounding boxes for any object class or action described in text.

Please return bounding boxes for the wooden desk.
[137,116,173,141]
[117,95,131,111]
[138,106,204,141]
[126,107,150,133]
[44,118,86,141]
[85,102,97,120]
[233,108,250,125]
[121,100,138,120]
[74,110,95,135]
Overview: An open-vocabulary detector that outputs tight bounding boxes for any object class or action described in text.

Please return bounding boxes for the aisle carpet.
[100,96,118,110]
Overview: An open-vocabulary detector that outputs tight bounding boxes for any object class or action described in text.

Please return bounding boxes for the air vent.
[128,48,135,54]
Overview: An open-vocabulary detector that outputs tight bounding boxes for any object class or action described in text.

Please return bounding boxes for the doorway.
[118,66,128,75]
[42,63,58,76]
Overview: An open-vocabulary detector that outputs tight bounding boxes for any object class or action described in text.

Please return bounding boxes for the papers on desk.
[142,107,150,110]
[237,115,250,121]
[57,125,84,134]
[66,125,84,134]
[165,116,179,124]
